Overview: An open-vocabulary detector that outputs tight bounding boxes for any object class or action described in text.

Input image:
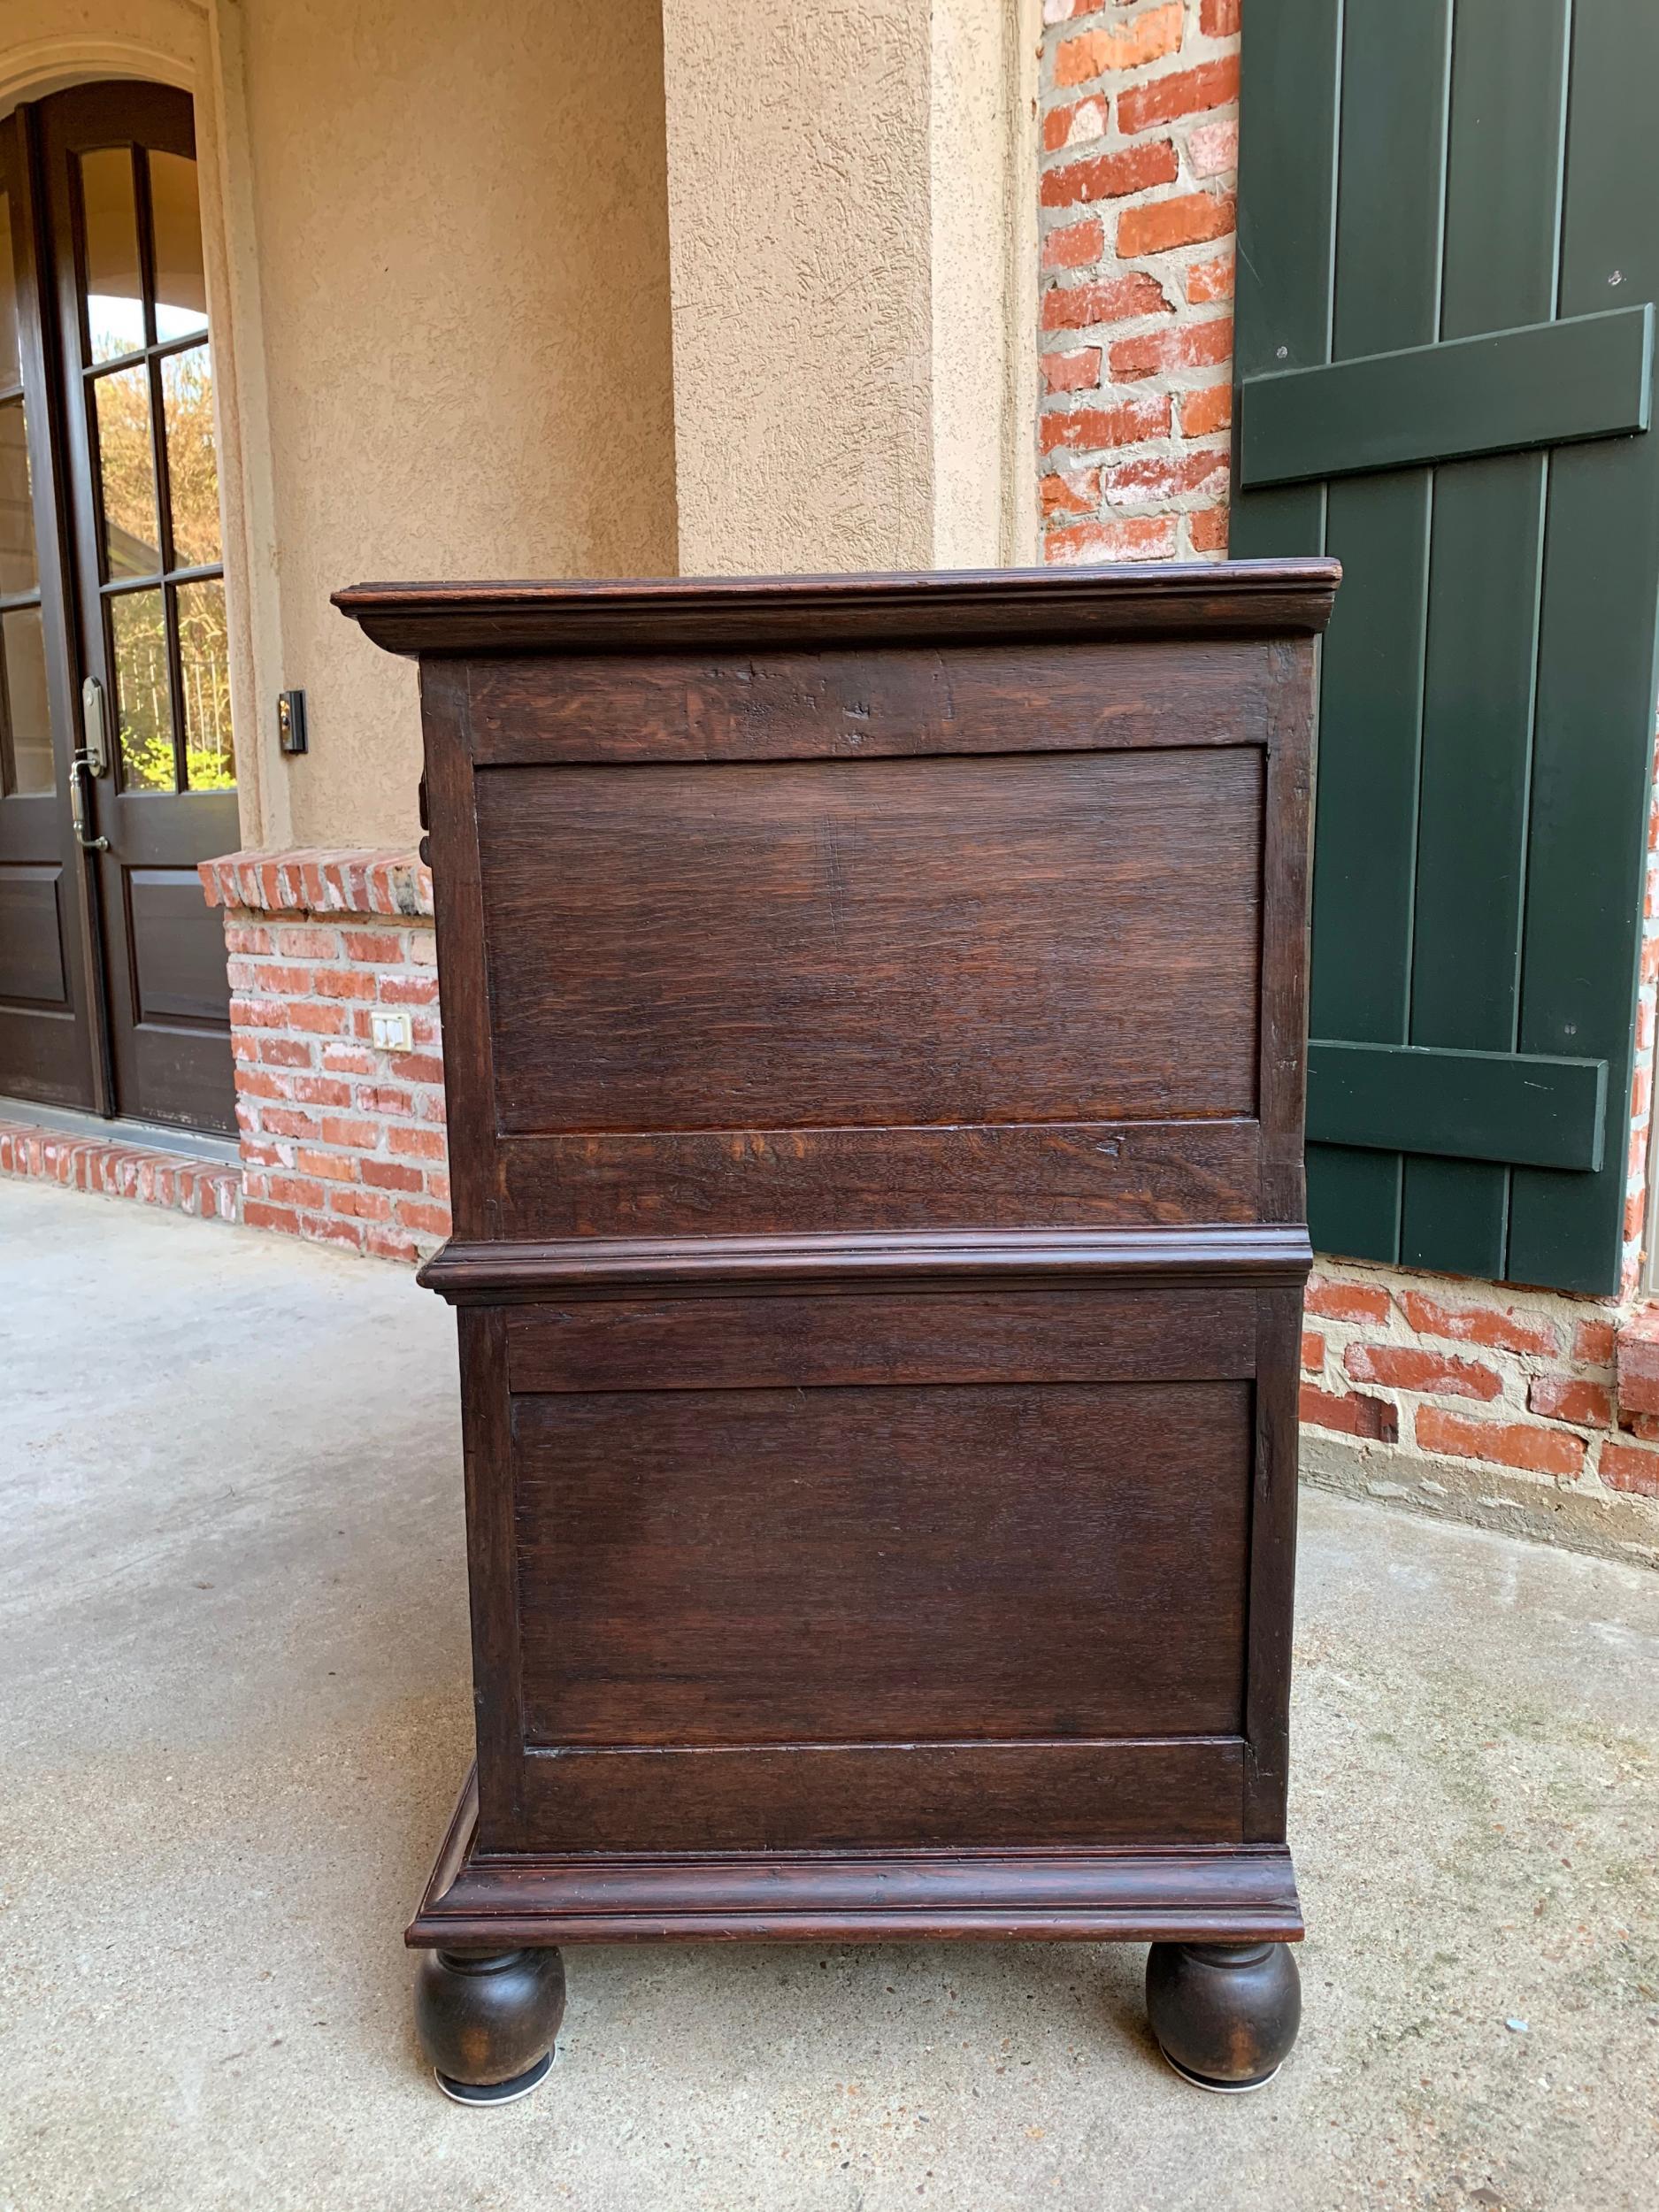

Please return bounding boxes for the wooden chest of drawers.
[337,560,1339,2101]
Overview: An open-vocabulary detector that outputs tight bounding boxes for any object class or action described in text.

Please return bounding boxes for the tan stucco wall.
[660,0,1037,576]
[4,0,1039,849]
[236,0,677,845]
[3,0,678,849]
[661,0,933,574]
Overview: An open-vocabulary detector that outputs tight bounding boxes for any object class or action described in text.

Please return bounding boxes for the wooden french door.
[0,81,236,1134]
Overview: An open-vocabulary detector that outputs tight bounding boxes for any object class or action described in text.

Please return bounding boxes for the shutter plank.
[1402,0,1570,1277]
[1508,4,1659,1293]
[1240,309,1648,489]
[1228,0,1340,569]
[1310,1041,1605,1173]
[1307,0,1452,1265]
[1310,480,1430,1259]
[1232,0,1340,385]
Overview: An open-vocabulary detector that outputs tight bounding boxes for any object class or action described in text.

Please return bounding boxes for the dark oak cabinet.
[337,560,1339,2102]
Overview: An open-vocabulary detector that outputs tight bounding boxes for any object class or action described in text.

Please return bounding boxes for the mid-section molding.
[407,1771,1304,1947]
[418,1223,1313,1303]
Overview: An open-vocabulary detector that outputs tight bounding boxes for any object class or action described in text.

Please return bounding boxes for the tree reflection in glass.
[94,364,162,576]
[111,587,174,791]
[177,578,232,790]
[162,344,219,568]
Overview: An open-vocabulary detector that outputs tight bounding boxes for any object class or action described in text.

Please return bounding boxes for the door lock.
[71,676,111,853]
[80,676,111,777]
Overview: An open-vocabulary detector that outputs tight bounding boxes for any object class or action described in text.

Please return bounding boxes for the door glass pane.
[0,190,19,385]
[110,587,174,790]
[80,149,146,362]
[94,365,162,577]
[176,577,234,789]
[1,604,53,794]
[0,396,37,595]
[161,345,220,566]
[149,151,209,345]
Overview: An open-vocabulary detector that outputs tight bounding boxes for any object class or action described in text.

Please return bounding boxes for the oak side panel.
[513,1380,1251,1747]
[476,749,1264,1134]
[504,1286,1257,1394]
[455,1307,528,1848]
[417,662,496,1240]
[494,1119,1261,1239]
[1258,638,1318,1223]
[461,640,1272,764]
[1244,1287,1303,1840]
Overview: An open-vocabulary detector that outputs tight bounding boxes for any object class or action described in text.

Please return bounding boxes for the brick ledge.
[0,1117,242,1223]
[199,848,432,920]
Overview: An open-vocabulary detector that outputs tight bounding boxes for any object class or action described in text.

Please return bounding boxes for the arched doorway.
[1,79,236,1134]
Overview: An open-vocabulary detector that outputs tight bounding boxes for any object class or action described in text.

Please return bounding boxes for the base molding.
[407,1770,1303,1948]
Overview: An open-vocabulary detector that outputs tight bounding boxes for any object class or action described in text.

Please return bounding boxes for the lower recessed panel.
[0,864,68,1006]
[127,865,234,1026]
[514,1379,1252,1752]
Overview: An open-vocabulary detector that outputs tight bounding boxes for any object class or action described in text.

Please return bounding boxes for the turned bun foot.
[1145,1940,1301,2093]
[414,1947,567,2105]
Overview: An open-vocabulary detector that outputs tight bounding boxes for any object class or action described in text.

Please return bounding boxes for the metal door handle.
[81,676,111,777]
[69,755,109,853]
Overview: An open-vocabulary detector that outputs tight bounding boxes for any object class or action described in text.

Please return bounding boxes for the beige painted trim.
[201,0,284,849]
[928,0,1002,569]
[0,2,280,847]
[1002,0,1041,567]
[926,0,1041,569]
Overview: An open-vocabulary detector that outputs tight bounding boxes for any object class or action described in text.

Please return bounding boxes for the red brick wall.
[1038,0,1239,563]
[200,851,451,1263]
[1302,1263,1658,1504]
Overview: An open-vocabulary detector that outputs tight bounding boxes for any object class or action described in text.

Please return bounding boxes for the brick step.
[0,1117,242,1225]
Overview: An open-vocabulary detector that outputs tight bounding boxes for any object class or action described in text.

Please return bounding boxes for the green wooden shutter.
[1231,0,1659,1295]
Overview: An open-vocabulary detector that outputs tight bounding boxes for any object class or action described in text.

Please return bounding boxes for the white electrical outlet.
[370,1007,414,1052]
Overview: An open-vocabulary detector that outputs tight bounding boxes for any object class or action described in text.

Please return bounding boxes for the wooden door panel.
[514,1379,1253,1747]
[0,861,68,1002]
[0,855,85,1106]
[126,862,234,1025]
[478,749,1264,1135]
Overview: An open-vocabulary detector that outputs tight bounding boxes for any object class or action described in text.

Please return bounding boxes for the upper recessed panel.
[478,745,1263,1135]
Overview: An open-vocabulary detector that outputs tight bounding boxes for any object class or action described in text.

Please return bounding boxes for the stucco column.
[660,0,1037,574]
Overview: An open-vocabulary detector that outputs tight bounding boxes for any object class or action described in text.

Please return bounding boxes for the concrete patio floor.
[1,1178,1655,2212]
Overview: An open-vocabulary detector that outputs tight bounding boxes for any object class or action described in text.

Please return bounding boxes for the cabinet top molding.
[334,559,1341,657]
